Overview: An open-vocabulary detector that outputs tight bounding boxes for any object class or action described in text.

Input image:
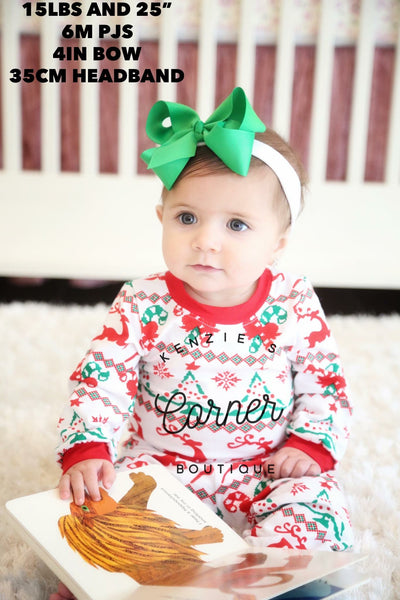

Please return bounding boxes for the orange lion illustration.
[58,471,223,585]
[58,471,312,593]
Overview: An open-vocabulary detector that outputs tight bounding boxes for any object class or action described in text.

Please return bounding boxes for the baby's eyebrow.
[228,211,254,221]
[167,202,195,211]
[230,212,249,219]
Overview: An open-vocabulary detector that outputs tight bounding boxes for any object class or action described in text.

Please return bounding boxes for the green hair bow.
[141,87,266,190]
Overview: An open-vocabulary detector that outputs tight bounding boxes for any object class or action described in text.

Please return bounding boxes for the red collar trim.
[165,269,272,325]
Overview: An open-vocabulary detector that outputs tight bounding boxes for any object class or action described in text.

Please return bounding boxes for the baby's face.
[156,169,288,307]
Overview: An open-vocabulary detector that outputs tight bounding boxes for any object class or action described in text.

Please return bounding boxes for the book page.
[6,465,247,600]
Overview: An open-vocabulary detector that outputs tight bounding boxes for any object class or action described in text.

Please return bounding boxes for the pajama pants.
[115,454,353,552]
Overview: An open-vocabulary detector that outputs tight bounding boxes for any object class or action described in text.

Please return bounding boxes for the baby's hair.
[161,128,308,232]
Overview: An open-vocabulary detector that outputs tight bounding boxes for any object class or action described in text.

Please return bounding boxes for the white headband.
[251,139,302,227]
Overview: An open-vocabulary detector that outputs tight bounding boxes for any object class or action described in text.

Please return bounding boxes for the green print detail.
[69,410,82,428]
[63,431,88,444]
[180,370,206,399]
[317,489,329,501]
[81,361,110,382]
[241,373,271,414]
[184,327,201,346]
[248,305,287,353]
[61,411,108,446]
[260,305,288,325]
[248,372,269,392]
[322,362,341,396]
[249,336,263,354]
[292,420,336,454]
[298,502,344,543]
[253,480,268,496]
[243,373,286,413]
[149,371,208,418]
[142,305,168,325]
[64,429,108,445]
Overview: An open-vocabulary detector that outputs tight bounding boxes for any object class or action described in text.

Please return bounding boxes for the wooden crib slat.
[236,0,255,101]
[118,81,138,176]
[40,17,60,173]
[347,0,375,183]
[272,0,295,139]
[118,15,139,177]
[385,21,400,185]
[80,16,99,175]
[197,0,217,115]
[309,0,335,183]
[158,2,178,102]
[1,1,22,170]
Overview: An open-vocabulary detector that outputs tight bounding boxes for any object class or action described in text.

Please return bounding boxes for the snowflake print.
[212,371,241,391]
[153,362,173,379]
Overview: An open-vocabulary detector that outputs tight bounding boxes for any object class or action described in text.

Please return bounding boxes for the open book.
[6,464,368,600]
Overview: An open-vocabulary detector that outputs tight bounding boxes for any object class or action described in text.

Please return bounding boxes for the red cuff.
[283,435,335,472]
[61,442,111,474]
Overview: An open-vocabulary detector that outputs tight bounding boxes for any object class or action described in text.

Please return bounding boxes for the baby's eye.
[178,212,197,225]
[228,219,248,232]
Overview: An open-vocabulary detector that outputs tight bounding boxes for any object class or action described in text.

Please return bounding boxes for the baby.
[51,88,353,600]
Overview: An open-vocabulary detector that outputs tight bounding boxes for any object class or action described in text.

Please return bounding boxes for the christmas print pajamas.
[57,268,353,551]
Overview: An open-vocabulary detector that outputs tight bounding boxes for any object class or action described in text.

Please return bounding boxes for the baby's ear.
[155,204,163,223]
[274,230,290,256]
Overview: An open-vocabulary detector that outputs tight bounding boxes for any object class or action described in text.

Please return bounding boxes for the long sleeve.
[56,282,144,465]
[285,276,352,464]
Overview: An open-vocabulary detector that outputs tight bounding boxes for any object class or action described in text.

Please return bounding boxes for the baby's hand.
[263,447,321,480]
[58,459,116,506]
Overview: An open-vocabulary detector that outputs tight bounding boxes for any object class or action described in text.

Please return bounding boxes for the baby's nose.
[192,225,221,253]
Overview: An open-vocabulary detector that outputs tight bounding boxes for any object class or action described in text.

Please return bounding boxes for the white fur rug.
[0,302,399,599]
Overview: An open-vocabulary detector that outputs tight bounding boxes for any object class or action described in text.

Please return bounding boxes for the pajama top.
[57,269,352,472]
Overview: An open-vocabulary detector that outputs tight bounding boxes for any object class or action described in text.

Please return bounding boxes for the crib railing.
[0,0,399,288]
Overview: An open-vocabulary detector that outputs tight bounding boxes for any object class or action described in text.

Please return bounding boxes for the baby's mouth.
[191,264,221,272]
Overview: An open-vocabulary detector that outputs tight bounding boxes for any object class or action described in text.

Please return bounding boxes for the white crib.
[0,0,399,288]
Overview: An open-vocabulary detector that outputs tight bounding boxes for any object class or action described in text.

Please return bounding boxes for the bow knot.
[141,87,266,190]
[193,119,205,142]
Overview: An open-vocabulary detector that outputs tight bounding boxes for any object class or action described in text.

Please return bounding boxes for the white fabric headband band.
[251,139,302,227]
